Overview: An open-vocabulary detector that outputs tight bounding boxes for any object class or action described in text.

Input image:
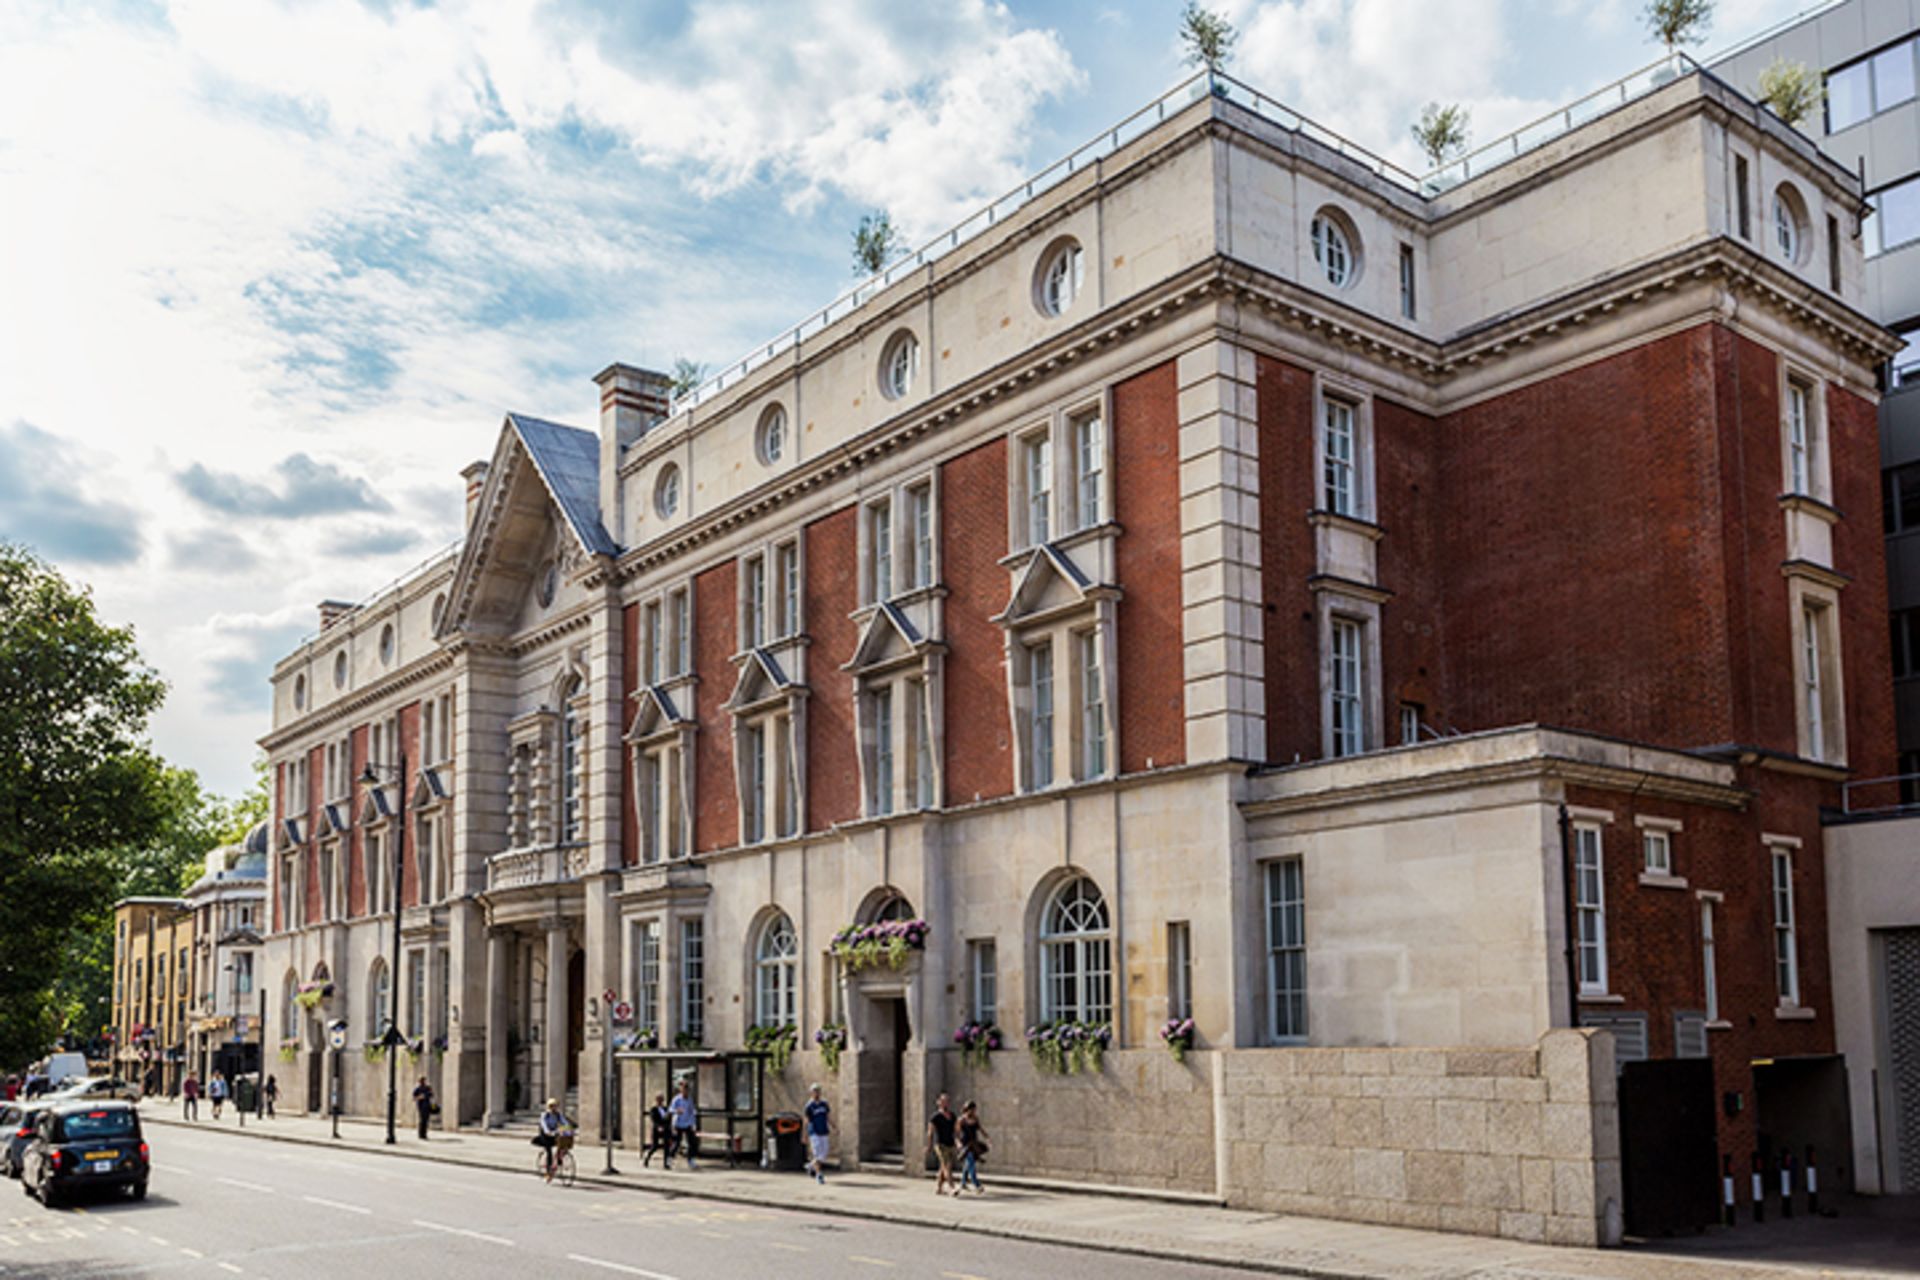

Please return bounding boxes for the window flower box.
[953,1020,1003,1069]
[1026,1019,1111,1075]
[1160,1017,1196,1063]
[831,918,929,973]
[745,1022,798,1074]
[814,1022,847,1072]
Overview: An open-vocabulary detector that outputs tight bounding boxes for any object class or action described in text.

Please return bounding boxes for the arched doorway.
[566,948,585,1089]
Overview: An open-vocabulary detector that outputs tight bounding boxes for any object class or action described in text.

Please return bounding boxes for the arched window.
[1039,876,1112,1025]
[282,970,301,1045]
[754,912,798,1027]
[870,892,915,924]
[561,675,584,843]
[367,958,391,1040]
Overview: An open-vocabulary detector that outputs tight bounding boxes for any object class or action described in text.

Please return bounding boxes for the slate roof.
[507,413,617,557]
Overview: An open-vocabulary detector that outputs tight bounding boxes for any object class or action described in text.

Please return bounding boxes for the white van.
[40,1053,88,1088]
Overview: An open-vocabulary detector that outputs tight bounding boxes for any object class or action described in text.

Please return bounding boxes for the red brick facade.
[692,560,738,853]
[941,437,1014,804]
[806,506,860,828]
[1112,361,1186,772]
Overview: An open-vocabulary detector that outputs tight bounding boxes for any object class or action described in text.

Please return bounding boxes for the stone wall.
[915,1028,1620,1246]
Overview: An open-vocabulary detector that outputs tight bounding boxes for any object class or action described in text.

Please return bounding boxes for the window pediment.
[845,603,936,675]
[322,802,352,836]
[995,543,1109,629]
[410,770,451,810]
[628,685,693,744]
[278,818,307,850]
[727,648,802,714]
[359,787,398,825]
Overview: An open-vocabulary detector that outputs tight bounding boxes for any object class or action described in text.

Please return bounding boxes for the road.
[0,1122,1250,1280]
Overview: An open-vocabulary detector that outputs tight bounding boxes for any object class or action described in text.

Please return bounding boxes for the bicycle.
[534,1132,577,1187]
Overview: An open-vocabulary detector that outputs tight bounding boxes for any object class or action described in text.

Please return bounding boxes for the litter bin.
[235,1077,258,1112]
[766,1112,806,1171]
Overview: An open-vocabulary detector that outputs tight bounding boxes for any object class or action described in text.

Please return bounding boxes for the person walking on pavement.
[803,1083,832,1183]
[263,1075,278,1118]
[667,1079,699,1170]
[925,1092,958,1196]
[642,1094,671,1167]
[208,1071,228,1119]
[957,1100,988,1195]
[181,1072,200,1120]
[412,1077,435,1140]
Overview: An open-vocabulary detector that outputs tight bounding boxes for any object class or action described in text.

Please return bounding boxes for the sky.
[0,0,1823,798]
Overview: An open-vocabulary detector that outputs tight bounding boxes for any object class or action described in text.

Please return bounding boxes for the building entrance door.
[1618,1057,1718,1236]
[858,997,910,1159]
[566,948,585,1089]
[1884,928,1920,1192]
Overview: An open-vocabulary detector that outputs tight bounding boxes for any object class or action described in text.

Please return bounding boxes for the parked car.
[38,1054,88,1089]
[1,1101,54,1178]
[46,1077,141,1103]
[21,1101,149,1207]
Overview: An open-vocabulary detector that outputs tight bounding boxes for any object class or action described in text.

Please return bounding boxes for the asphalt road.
[0,1122,1250,1280]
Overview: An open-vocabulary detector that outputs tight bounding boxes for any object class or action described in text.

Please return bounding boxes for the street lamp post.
[222,961,244,1129]
[359,750,408,1146]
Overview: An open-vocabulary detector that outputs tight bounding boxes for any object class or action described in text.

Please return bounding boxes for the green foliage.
[1643,0,1712,50]
[0,544,171,1068]
[673,1029,703,1050]
[1758,58,1824,127]
[815,1022,846,1073]
[744,1022,797,1074]
[668,357,706,401]
[1179,2,1236,72]
[1412,102,1472,168]
[1025,1019,1111,1075]
[851,212,901,277]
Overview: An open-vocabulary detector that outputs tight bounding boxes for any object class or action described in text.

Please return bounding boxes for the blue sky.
[0,0,1821,796]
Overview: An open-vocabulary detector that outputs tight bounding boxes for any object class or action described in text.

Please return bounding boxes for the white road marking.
[767,1242,808,1253]
[217,1176,276,1193]
[566,1255,680,1279]
[218,1265,244,1275]
[848,1258,896,1268]
[301,1195,371,1215]
[180,1247,204,1258]
[147,1234,170,1245]
[412,1219,514,1246]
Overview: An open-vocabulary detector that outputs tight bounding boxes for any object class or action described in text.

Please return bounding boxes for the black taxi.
[21,1100,149,1207]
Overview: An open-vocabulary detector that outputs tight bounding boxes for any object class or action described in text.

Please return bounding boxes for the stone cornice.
[257,650,456,754]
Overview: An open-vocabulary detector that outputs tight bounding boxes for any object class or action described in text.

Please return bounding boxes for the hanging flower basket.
[1160,1017,1196,1064]
[953,1020,1003,1070]
[430,1034,448,1058]
[404,1039,425,1065]
[1026,1019,1111,1075]
[672,1030,703,1050]
[620,1027,659,1051]
[362,1042,387,1065]
[294,982,334,1009]
[830,918,929,973]
[277,1041,300,1063]
[814,1022,847,1073]
[745,1022,798,1074]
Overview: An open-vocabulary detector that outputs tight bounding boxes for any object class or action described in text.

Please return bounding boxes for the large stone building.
[1713,0,1920,1196]
[183,829,269,1088]
[258,53,1898,1242]
[110,897,195,1095]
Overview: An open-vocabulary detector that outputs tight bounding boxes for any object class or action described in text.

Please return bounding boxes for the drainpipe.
[1557,803,1579,1029]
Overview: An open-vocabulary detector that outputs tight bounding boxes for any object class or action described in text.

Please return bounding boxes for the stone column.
[483,929,510,1126]
[544,920,570,1108]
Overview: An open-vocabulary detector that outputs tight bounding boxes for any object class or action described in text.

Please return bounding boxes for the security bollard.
[1722,1153,1736,1227]
[1752,1152,1766,1223]
[1805,1145,1819,1216]
[1780,1150,1795,1219]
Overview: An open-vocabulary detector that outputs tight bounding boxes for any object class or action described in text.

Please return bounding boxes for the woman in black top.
[643,1094,672,1167]
[957,1100,988,1195]
[412,1078,435,1140]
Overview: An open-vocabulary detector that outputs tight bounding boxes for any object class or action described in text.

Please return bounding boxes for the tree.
[1412,102,1472,167]
[1758,58,1824,127]
[1179,2,1236,73]
[0,543,170,1067]
[851,212,902,277]
[1643,0,1712,52]
[668,357,706,401]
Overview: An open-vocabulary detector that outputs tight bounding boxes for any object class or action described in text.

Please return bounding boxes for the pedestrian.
[3,1075,17,1102]
[642,1094,671,1167]
[957,1100,988,1195]
[412,1077,435,1140]
[534,1098,572,1183]
[182,1071,200,1121]
[803,1083,832,1184]
[668,1078,699,1170]
[924,1092,958,1196]
[208,1071,228,1119]
[263,1075,278,1119]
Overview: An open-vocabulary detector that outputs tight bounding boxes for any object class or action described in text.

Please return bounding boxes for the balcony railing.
[486,843,594,892]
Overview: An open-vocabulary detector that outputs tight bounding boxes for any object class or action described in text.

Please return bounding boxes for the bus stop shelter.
[615,1050,767,1167]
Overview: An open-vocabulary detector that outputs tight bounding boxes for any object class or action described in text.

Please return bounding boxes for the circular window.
[1311,209,1360,288]
[1773,185,1808,265]
[1034,237,1084,317]
[757,404,787,465]
[536,560,558,608]
[430,593,446,630]
[378,623,395,665]
[293,673,307,710]
[654,464,681,519]
[332,650,347,689]
[879,331,919,401]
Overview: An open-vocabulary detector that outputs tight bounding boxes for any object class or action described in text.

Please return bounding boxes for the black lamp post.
[359,750,408,1146]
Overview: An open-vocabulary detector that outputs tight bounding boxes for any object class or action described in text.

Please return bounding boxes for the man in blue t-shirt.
[667,1079,699,1170]
[803,1083,832,1183]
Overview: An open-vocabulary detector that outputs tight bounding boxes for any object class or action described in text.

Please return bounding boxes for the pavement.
[101,1102,1917,1280]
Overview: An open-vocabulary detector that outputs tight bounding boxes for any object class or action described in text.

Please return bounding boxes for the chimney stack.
[317,600,354,631]
[461,460,491,528]
[594,363,673,547]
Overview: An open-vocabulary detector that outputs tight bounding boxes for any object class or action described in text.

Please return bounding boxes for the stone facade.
[256,61,1898,1244]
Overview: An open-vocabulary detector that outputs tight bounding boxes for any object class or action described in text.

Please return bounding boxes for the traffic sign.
[603,988,617,1005]
[612,1001,634,1025]
[327,1022,348,1051]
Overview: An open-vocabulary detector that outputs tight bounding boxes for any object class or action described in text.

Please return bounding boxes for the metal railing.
[292,537,463,649]
[668,53,1711,418]
[1420,52,1699,193]
[1841,772,1920,816]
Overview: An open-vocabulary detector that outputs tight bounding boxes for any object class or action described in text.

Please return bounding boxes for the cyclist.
[534,1097,574,1183]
